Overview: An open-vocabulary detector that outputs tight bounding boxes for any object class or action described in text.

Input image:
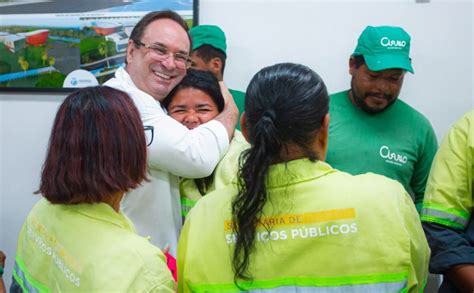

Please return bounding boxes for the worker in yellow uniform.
[177,63,429,292]
[10,87,174,292]
[421,110,474,292]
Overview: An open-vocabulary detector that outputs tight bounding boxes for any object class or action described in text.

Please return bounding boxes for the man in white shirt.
[105,11,238,259]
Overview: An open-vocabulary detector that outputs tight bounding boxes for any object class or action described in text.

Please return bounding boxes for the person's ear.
[209,57,223,80]
[349,57,356,76]
[317,113,330,161]
[126,39,136,65]
[240,113,250,143]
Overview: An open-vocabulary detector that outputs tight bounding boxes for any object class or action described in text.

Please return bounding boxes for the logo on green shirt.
[379,145,408,166]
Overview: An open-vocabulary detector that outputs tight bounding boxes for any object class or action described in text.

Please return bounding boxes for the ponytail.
[231,110,280,281]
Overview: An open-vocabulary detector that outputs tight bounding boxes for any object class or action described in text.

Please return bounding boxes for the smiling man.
[326,26,438,212]
[105,11,238,260]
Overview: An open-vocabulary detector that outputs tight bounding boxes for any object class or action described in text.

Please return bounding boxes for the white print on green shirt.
[379,145,408,166]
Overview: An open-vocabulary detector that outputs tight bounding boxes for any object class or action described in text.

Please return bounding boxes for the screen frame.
[0,0,199,92]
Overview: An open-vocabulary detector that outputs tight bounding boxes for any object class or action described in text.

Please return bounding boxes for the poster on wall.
[0,0,198,91]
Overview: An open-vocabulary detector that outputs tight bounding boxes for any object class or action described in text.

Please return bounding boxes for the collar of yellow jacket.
[42,198,136,232]
[265,159,336,188]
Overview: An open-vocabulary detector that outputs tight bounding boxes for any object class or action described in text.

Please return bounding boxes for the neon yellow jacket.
[421,110,474,229]
[13,198,174,292]
[180,130,249,217]
[178,159,429,292]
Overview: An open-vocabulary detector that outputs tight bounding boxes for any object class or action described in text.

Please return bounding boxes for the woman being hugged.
[162,69,249,218]
[11,86,174,292]
[178,63,429,292]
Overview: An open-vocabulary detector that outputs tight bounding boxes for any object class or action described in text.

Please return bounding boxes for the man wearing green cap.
[189,24,245,130]
[326,25,438,213]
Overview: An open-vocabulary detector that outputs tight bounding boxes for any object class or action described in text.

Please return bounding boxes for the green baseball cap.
[189,25,227,56]
[353,26,414,73]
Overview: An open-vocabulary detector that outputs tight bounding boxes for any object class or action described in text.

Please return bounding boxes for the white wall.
[0,93,63,286]
[200,0,473,139]
[0,0,473,288]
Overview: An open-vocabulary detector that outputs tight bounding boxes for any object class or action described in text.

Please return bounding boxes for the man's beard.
[350,82,397,114]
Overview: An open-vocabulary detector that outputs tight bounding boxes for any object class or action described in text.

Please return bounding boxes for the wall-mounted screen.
[0,0,198,91]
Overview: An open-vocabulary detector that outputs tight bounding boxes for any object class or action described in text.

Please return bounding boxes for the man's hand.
[219,81,233,104]
[215,81,239,141]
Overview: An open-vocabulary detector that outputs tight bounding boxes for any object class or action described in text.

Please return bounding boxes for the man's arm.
[422,221,474,291]
[214,82,239,140]
[105,72,232,178]
[146,113,229,178]
[147,82,238,179]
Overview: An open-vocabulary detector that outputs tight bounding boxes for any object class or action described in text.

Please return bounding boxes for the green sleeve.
[410,124,438,212]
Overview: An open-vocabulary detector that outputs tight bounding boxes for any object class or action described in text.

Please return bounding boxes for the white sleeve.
[147,114,229,178]
[105,76,229,178]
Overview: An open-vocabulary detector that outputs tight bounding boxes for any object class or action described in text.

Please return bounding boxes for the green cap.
[353,25,414,73]
[189,25,227,56]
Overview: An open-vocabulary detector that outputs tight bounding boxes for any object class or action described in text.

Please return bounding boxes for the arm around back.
[214,81,239,140]
[105,68,231,178]
[146,82,237,178]
[147,114,229,178]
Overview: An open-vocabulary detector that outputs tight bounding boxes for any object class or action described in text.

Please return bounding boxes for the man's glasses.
[134,40,192,69]
[144,125,154,146]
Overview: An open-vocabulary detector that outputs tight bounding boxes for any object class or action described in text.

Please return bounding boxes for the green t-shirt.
[229,88,245,130]
[326,90,438,212]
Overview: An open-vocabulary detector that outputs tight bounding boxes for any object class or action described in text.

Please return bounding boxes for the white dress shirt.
[105,67,229,256]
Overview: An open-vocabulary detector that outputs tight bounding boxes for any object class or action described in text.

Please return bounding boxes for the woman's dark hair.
[231,63,329,282]
[37,86,148,204]
[163,69,225,112]
[163,69,225,195]
[193,44,227,76]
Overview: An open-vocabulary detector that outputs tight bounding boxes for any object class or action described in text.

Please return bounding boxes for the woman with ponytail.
[178,63,429,293]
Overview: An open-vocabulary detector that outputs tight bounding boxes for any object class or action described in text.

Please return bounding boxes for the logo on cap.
[380,37,407,49]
